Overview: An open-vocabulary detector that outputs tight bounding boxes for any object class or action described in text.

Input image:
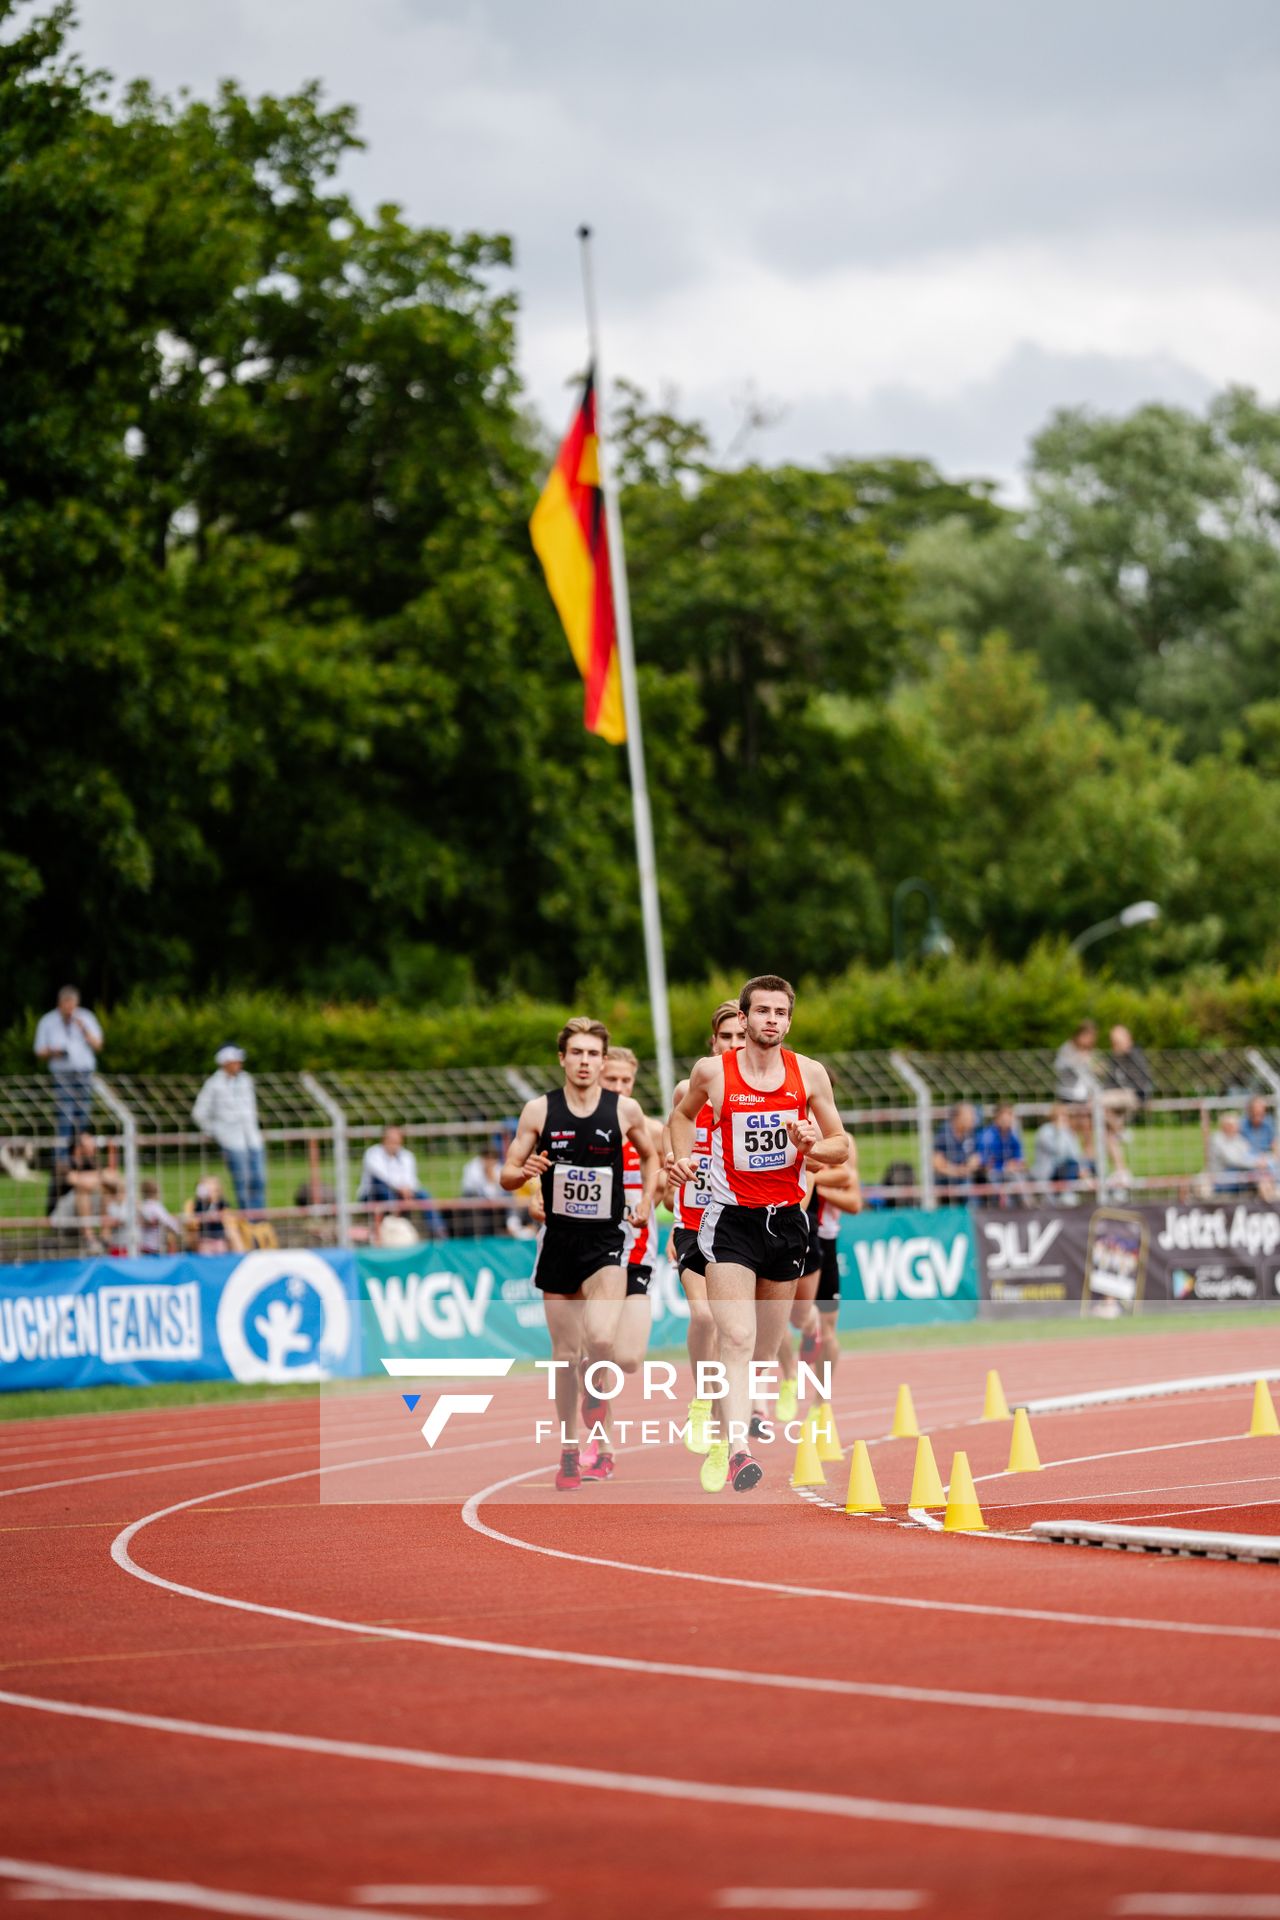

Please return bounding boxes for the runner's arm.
[795,1063,847,1169]
[499,1097,550,1191]
[816,1135,861,1213]
[619,1097,660,1222]
[663,1079,690,1207]
[669,1059,715,1182]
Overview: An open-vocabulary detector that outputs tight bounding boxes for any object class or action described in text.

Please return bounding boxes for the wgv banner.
[834,1206,979,1326]
[359,1207,979,1366]
[0,1249,362,1392]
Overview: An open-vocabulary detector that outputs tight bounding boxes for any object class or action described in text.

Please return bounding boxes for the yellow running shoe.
[700,1440,730,1493]
[777,1376,798,1423]
[685,1397,713,1454]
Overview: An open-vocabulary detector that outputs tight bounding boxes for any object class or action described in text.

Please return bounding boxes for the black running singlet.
[537,1087,626,1228]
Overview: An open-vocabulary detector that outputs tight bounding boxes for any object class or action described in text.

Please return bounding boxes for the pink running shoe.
[579,1437,600,1472]
[728,1450,763,1492]
[554,1448,582,1492]
[582,1451,615,1482]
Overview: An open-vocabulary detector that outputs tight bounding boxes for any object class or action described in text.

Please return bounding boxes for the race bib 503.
[552,1164,613,1220]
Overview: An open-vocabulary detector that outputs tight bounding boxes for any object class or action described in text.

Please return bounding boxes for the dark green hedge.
[6,948,1280,1074]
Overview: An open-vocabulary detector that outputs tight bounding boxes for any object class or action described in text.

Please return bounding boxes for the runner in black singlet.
[501,1017,658,1491]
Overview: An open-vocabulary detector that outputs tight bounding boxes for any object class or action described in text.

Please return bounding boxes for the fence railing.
[2,1046,1278,1265]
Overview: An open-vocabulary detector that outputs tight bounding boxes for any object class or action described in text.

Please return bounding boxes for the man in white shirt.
[357,1126,443,1235]
[33,985,103,1158]
[192,1046,266,1212]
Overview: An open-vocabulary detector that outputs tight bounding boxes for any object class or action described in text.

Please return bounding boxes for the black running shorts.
[532,1225,626,1296]
[671,1225,707,1278]
[697,1201,809,1284]
[805,1210,822,1274]
[625,1263,653,1298]
[816,1236,841,1310]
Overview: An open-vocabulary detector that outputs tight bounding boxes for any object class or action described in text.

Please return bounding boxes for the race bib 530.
[731,1110,798,1173]
[551,1164,613,1220]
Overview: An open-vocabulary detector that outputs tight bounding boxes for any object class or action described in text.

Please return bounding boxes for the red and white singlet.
[622,1137,652,1265]
[708,1047,808,1209]
[672,1102,714,1230]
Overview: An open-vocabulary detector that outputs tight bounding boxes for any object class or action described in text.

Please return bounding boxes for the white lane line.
[1115,1898,1280,1916]
[352,1892,544,1907]
[1029,1369,1280,1414]
[0,1857,431,1920]
[460,1465,1280,1641]
[107,1454,1280,1725]
[982,1472,1280,1514]
[5,1691,1280,1867]
[715,1892,927,1911]
[1133,1498,1280,1524]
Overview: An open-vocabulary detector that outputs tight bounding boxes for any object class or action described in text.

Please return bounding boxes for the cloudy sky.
[73,0,1280,490]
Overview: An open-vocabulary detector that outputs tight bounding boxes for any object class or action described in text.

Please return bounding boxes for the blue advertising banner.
[0,1249,363,1392]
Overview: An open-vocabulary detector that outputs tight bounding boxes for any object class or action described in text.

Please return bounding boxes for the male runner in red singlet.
[664,1000,746,1455]
[574,1046,665,1480]
[501,1018,658,1491]
[669,975,846,1492]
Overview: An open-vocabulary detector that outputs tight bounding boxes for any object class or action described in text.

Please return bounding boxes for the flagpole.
[576,223,675,1110]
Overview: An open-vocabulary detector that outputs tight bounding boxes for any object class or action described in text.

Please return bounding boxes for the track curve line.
[461,1465,1280,1641]
[109,1455,1280,1726]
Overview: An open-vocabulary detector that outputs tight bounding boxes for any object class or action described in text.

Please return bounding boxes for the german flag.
[529,371,625,744]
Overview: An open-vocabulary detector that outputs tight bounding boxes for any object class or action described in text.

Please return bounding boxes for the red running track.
[2,1322,1280,1920]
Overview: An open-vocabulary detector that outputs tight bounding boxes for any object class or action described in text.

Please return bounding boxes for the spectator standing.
[33,986,103,1158]
[193,1047,266,1213]
[1108,1026,1155,1105]
[1208,1112,1277,1201]
[932,1102,986,1197]
[975,1102,1027,1186]
[1242,1096,1277,1160]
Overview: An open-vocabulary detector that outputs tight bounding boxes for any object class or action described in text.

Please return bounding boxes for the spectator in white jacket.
[192,1047,266,1212]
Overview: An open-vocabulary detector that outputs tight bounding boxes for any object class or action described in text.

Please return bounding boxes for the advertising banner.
[833,1206,980,1326]
[975,1199,1280,1312]
[359,1207,979,1369]
[0,1249,362,1392]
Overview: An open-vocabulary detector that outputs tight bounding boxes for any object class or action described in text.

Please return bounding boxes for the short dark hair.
[557,1016,609,1056]
[740,974,795,1017]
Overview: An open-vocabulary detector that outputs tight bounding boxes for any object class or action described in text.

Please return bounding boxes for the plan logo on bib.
[216,1250,354,1383]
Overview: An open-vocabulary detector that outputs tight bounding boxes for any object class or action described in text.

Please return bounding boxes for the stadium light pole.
[577,226,675,1107]
[1067,899,1161,960]
[892,878,953,972]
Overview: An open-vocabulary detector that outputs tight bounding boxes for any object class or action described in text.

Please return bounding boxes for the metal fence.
[2,1046,1279,1265]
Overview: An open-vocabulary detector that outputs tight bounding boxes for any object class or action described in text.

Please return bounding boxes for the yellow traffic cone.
[844,1438,884,1513]
[943,1450,987,1531]
[791,1419,827,1487]
[815,1403,844,1461]
[1007,1406,1041,1473]
[982,1369,1012,1421]
[1249,1379,1280,1437]
[908,1434,946,1508]
[890,1383,920,1439]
